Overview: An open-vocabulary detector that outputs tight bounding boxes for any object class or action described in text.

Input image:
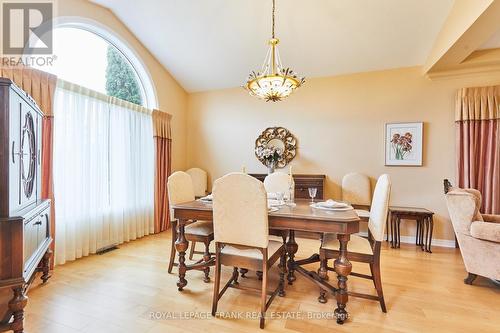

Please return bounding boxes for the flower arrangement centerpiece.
[390,132,413,160]
[255,145,283,174]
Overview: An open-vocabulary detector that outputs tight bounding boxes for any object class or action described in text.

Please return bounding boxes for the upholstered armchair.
[444,180,500,284]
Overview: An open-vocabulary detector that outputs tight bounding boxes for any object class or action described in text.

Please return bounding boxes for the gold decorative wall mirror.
[255,127,297,170]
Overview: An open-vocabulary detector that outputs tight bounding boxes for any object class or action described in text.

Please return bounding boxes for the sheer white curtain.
[53,81,154,265]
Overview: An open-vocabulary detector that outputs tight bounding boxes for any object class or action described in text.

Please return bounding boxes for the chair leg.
[232,267,239,285]
[279,252,286,297]
[211,250,221,316]
[168,221,178,274]
[239,268,248,278]
[371,260,387,313]
[369,263,377,289]
[203,241,211,283]
[260,260,268,329]
[415,220,420,245]
[189,241,196,260]
[464,273,477,285]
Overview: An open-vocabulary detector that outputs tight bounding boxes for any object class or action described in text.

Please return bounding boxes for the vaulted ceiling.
[91,0,455,92]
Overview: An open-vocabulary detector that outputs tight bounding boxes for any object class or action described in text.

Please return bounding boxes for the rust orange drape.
[455,86,500,214]
[153,110,173,233]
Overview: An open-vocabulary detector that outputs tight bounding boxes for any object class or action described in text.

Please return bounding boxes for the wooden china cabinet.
[250,173,325,200]
[0,78,52,333]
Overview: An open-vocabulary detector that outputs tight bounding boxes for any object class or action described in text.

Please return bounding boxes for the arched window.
[33,19,157,108]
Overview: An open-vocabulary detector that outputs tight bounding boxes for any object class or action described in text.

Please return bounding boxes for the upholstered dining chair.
[318,174,391,312]
[444,180,500,284]
[342,172,371,220]
[186,167,208,197]
[167,171,214,282]
[264,171,294,194]
[211,173,286,329]
[186,167,209,260]
[264,172,294,244]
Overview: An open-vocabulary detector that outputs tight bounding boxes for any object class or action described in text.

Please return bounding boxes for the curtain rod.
[56,78,152,115]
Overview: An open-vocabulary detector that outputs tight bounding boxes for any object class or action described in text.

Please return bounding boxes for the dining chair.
[186,167,208,197]
[186,167,209,259]
[342,172,371,220]
[264,172,294,243]
[264,171,294,195]
[318,174,391,312]
[167,171,214,283]
[211,173,286,329]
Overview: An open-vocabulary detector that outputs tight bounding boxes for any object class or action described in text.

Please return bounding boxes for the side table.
[388,206,434,253]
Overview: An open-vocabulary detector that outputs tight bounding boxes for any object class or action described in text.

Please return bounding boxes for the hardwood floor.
[25,232,499,333]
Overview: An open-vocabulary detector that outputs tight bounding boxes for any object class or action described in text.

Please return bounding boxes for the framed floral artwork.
[385,122,423,166]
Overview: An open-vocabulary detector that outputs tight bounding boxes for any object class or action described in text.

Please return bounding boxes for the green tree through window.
[105,46,143,105]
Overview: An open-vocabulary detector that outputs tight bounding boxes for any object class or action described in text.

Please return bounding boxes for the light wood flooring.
[25,232,500,333]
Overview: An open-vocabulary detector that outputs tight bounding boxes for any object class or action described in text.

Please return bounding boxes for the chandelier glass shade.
[244,0,305,102]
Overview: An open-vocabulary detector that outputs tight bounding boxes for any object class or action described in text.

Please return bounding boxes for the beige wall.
[56,0,188,170]
[187,67,500,241]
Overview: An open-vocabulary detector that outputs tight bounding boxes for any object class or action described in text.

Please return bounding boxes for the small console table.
[388,206,434,253]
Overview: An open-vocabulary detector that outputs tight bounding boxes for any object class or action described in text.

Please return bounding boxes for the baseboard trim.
[357,232,456,248]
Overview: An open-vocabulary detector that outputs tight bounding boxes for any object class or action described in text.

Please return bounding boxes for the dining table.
[171,199,360,324]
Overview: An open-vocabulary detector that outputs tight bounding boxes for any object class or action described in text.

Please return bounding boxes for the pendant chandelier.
[244,0,305,102]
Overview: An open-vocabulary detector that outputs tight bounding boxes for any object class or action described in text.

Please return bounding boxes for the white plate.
[310,203,353,211]
[268,207,279,213]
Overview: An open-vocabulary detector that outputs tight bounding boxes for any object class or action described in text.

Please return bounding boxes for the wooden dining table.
[172,199,360,324]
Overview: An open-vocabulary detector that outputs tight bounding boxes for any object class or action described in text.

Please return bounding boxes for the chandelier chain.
[244,0,304,102]
[272,0,275,39]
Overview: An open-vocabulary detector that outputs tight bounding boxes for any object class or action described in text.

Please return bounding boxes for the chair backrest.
[167,171,195,218]
[368,174,391,242]
[263,172,294,193]
[445,190,478,235]
[186,167,208,197]
[342,172,371,206]
[212,172,269,248]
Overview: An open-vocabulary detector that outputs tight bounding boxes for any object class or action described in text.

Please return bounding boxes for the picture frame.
[385,122,423,166]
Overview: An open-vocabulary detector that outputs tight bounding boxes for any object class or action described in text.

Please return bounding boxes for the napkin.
[316,199,349,208]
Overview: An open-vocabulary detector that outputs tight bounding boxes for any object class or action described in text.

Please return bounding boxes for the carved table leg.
[175,220,189,291]
[318,257,329,281]
[286,230,298,285]
[317,252,329,303]
[203,241,211,283]
[9,285,27,333]
[41,249,52,283]
[334,234,352,325]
